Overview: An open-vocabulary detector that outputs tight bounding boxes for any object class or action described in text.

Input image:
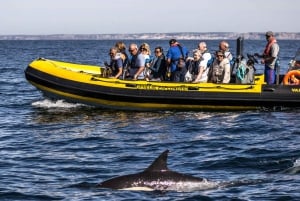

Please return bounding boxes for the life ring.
[283,70,300,85]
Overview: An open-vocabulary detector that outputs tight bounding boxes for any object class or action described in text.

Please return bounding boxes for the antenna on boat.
[236,37,244,57]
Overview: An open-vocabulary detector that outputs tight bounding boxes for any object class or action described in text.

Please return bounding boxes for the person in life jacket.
[219,41,233,64]
[185,49,202,82]
[114,41,129,68]
[208,50,231,83]
[104,47,124,79]
[127,43,151,80]
[255,31,280,84]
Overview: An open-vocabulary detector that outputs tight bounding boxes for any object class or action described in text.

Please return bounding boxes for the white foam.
[118,180,219,192]
[282,158,300,174]
[120,187,154,191]
[294,158,300,167]
[166,180,219,192]
[32,99,85,109]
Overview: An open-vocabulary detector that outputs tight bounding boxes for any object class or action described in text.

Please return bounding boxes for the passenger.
[219,41,233,62]
[166,39,189,82]
[139,43,152,80]
[255,31,280,84]
[140,43,151,55]
[208,50,231,83]
[186,50,202,82]
[140,42,152,66]
[115,41,129,68]
[128,43,150,80]
[149,46,167,81]
[192,42,212,83]
[105,47,123,79]
[128,43,139,79]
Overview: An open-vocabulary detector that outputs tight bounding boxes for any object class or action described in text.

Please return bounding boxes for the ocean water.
[1,39,300,200]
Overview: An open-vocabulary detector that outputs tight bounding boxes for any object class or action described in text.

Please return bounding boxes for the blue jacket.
[166,45,188,72]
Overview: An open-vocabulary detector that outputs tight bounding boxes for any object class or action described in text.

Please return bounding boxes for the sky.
[1,0,299,35]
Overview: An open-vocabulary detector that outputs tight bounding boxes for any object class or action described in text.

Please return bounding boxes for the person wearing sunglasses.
[128,43,142,80]
[104,47,124,79]
[208,50,231,83]
[148,46,167,81]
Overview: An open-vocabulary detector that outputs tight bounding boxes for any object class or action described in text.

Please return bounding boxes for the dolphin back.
[144,149,170,172]
[97,149,217,191]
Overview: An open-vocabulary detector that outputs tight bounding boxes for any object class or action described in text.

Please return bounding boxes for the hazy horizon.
[1,0,299,35]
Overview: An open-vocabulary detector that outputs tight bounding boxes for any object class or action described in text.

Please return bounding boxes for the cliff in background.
[1,32,300,40]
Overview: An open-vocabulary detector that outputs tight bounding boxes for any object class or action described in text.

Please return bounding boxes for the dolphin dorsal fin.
[144,150,169,172]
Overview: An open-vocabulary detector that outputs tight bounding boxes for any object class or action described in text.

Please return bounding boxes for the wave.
[0,191,62,200]
[31,99,86,109]
[282,158,300,174]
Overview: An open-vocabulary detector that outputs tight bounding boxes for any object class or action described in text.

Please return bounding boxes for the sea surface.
[1,39,300,201]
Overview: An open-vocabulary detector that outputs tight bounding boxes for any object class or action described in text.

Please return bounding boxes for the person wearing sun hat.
[255,31,280,84]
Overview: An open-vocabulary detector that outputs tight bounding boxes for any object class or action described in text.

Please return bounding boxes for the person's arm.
[222,60,231,83]
[263,44,279,64]
[113,59,123,78]
[262,56,275,64]
[193,66,204,83]
[133,67,144,79]
[114,67,123,79]
[115,58,123,78]
[150,58,160,72]
[133,54,145,80]
[254,53,263,58]
[166,49,172,66]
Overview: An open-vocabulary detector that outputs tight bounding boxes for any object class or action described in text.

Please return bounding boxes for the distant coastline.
[1,32,300,40]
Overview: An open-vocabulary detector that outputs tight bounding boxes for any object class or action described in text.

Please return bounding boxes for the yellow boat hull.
[25,58,300,111]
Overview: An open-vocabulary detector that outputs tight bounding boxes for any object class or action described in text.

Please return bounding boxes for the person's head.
[128,43,138,55]
[193,49,202,61]
[265,31,274,41]
[109,47,118,58]
[154,46,163,57]
[219,41,229,52]
[139,43,151,55]
[198,42,207,53]
[169,39,177,46]
[115,41,126,53]
[215,50,225,61]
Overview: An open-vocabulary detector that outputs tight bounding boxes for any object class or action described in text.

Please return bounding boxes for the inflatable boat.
[24,56,300,111]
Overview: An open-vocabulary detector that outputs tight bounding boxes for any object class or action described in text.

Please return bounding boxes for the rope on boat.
[90,76,254,91]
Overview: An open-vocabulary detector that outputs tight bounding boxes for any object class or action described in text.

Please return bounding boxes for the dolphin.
[97,150,219,192]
